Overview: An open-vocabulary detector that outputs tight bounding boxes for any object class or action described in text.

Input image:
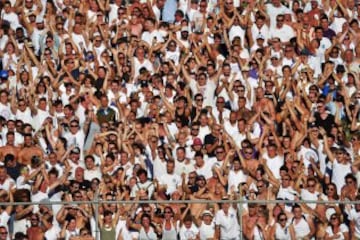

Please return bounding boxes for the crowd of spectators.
[0,0,360,239]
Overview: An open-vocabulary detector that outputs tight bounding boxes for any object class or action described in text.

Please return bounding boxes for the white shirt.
[348,208,360,238]
[141,30,164,46]
[178,223,199,240]
[228,169,247,193]
[270,24,295,43]
[262,152,284,180]
[325,224,348,240]
[292,216,310,239]
[214,207,240,239]
[199,221,215,240]
[332,159,352,194]
[158,172,181,195]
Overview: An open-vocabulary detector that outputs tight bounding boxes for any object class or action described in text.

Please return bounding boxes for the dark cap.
[300,48,311,56]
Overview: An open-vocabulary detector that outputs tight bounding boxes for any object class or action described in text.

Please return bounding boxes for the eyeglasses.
[225,1,233,4]
[245,151,253,154]
[189,176,196,179]
[70,125,78,127]
[101,125,109,129]
[279,218,287,222]
[331,216,337,220]
[216,151,224,154]
[0,232,7,235]
[192,128,199,131]
[216,101,224,104]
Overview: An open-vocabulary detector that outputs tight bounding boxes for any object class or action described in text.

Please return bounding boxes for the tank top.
[100,226,116,240]
[199,222,215,240]
[292,216,310,239]
[162,220,177,240]
[139,227,158,240]
[275,223,291,240]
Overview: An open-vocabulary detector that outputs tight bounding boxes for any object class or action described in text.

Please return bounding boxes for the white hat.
[256,34,265,40]
[181,26,189,32]
[36,16,44,24]
[202,210,213,217]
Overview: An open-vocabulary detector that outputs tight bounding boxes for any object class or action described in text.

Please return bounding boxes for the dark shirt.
[314,112,335,134]
[323,28,336,41]
[96,107,116,124]
[204,133,218,158]
[6,163,22,181]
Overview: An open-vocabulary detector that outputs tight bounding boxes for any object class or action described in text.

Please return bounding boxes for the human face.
[281,176,290,187]
[307,181,316,193]
[166,162,175,174]
[278,214,287,227]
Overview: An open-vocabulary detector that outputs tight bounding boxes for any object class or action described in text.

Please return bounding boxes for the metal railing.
[3,198,360,240]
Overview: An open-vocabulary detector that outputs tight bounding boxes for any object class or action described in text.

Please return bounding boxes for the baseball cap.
[193,138,202,146]
[181,26,189,32]
[256,34,265,40]
[71,147,81,154]
[202,210,213,217]
[0,70,8,79]
[36,16,44,24]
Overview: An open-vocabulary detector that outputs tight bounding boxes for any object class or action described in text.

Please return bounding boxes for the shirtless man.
[241,146,259,178]
[242,203,259,239]
[0,132,20,161]
[253,87,276,121]
[18,134,43,165]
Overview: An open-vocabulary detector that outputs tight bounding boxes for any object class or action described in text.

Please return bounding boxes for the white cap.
[36,16,44,24]
[256,34,265,40]
[202,210,213,217]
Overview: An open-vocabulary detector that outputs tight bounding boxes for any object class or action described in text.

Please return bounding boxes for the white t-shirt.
[158,172,181,195]
[270,25,295,43]
[348,208,360,238]
[178,223,199,240]
[228,169,247,193]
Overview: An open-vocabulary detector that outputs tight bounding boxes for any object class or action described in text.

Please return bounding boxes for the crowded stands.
[1,0,360,239]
